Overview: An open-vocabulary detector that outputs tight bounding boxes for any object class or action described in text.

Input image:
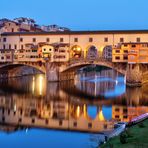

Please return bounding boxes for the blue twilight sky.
[1,0,148,30]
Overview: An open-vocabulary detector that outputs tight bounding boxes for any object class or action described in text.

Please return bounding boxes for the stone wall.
[126,64,142,87]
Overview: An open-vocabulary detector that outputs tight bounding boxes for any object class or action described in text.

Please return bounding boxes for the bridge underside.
[0,63,45,78]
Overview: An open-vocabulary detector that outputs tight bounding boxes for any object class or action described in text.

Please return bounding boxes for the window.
[123,115,128,119]
[115,50,120,53]
[123,56,128,60]
[6,56,10,59]
[3,38,6,42]
[20,38,23,42]
[115,115,119,118]
[1,57,4,60]
[60,38,64,42]
[14,44,17,49]
[21,45,24,50]
[3,45,5,49]
[115,56,120,60]
[120,38,124,43]
[89,37,93,42]
[136,37,140,42]
[33,38,36,42]
[115,108,120,112]
[124,44,128,47]
[124,50,128,53]
[46,38,50,42]
[104,37,108,42]
[123,108,128,113]
[9,44,11,49]
[132,44,136,48]
[74,38,78,42]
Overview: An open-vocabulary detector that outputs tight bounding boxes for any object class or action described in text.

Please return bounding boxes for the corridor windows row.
[15,37,142,43]
[2,44,18,50]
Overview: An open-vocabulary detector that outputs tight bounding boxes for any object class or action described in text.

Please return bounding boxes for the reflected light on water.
[32,76,35,94]
[76,106,80,118]
[98,110,105,121]
[39,75,43,95]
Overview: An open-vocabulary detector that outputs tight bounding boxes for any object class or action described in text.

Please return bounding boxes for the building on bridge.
[112,42,148,63]
[1,30,148,85]
[1,30,148,62]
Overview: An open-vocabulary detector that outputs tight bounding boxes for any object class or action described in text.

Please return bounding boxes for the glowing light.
[77,47,81,51]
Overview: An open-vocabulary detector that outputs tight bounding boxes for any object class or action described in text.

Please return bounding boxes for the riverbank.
[100,119,148,148]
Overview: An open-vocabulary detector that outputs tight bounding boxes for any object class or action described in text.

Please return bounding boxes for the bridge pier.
[126,64,142,87]
[46,62,75,82]
[46,62,60,82]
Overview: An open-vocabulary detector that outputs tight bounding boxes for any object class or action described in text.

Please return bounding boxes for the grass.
[100,119,148,148]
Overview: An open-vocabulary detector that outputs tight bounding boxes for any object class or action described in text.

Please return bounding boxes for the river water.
[0,67,147,148]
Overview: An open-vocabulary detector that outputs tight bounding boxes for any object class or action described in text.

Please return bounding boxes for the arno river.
[0,67,148,148]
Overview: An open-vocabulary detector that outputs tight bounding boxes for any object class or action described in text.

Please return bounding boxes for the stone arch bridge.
[0,59,147,86]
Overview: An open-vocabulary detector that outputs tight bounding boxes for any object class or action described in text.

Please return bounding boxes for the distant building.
[0,18,43,33]
[41,24,70,32]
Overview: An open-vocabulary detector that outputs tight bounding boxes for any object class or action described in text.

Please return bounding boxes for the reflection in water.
[0,67,147,147]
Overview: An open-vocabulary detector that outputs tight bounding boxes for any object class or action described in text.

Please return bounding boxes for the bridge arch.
[85,45,99,60]
[60,62,126,75]
[102,46,112,60]
[0,62,46,75]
